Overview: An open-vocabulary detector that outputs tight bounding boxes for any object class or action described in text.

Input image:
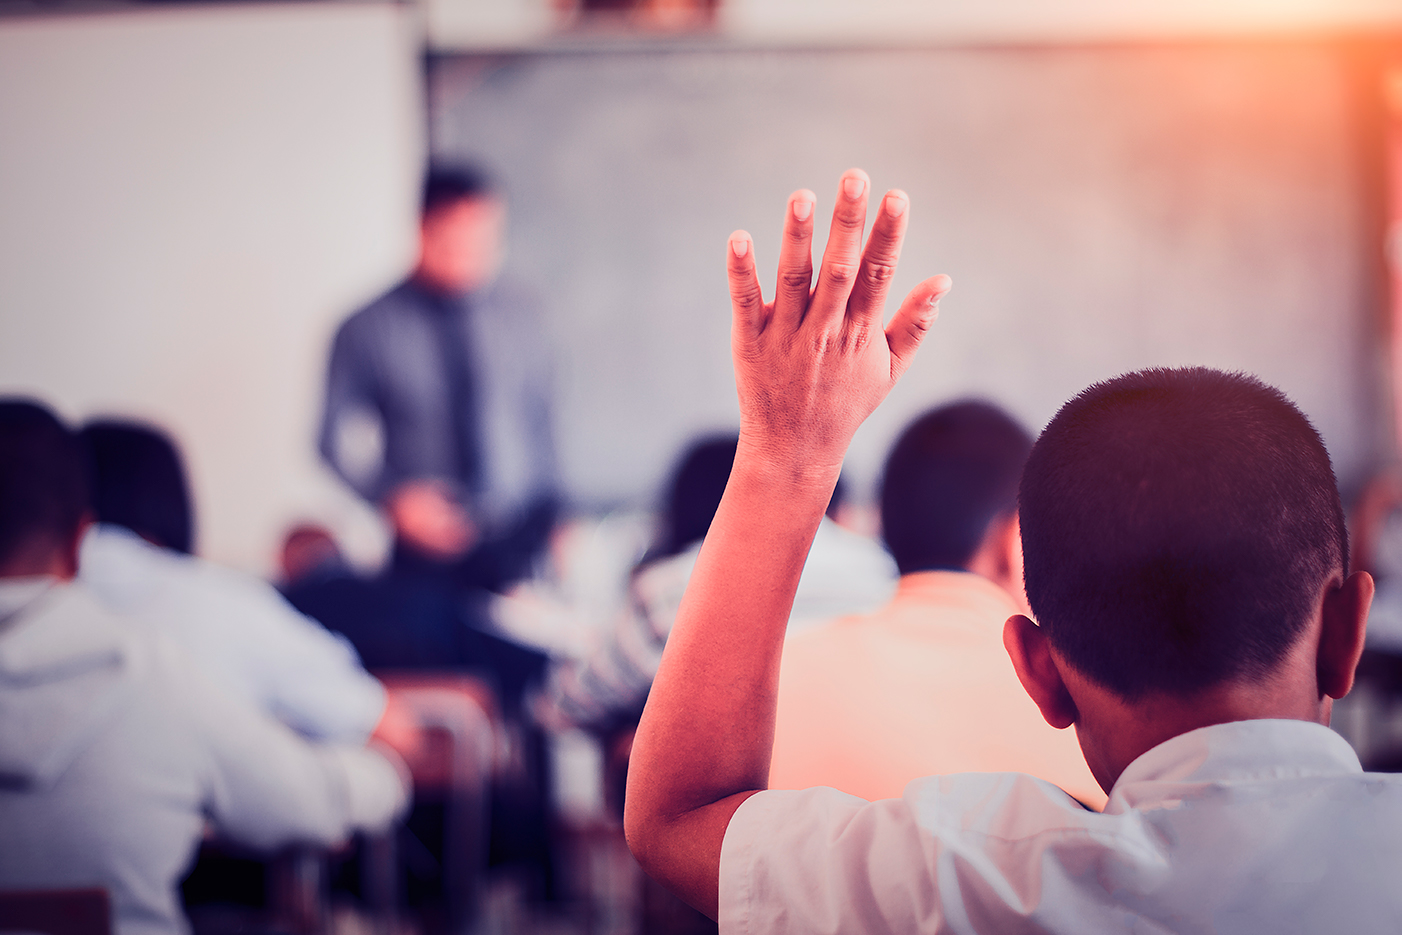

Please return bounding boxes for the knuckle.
[733,290,763,313]
[729,281,763,310]
[779,268,814,294]
[903,311,933,339]
[861,261,897,288]
[843,325,873,352]
[824,263,858,286]
[832,210,865,234]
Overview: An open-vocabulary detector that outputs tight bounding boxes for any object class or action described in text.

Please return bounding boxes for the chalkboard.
[430,42,1387,511]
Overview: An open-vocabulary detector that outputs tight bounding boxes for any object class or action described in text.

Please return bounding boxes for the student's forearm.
[625,450,835,911]
[639,447,837,792]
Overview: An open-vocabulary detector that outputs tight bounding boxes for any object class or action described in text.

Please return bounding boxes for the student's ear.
[1003,614,1078,729]
[1317,570,1374,700]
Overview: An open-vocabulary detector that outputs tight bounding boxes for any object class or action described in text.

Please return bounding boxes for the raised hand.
[625,171,947,920]
[726,168,951,486]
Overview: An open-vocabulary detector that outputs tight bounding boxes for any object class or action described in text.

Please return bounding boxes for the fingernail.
[793,199,813,222]
[842,176,866,201]
[732,236,750,258]
[884,193,907,218]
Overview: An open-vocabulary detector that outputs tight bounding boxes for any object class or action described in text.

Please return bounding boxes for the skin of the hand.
[386,479,478,560]
[727,173,948,487]
[624,169,949,919]
[370,689,425,766]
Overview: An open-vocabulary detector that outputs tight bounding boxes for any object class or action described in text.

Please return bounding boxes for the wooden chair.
[368,673,497,932]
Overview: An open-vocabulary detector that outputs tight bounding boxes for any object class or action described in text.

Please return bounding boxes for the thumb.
[885,275,950,381]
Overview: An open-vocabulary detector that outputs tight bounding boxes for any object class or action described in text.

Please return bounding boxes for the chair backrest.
[0,888,110,935]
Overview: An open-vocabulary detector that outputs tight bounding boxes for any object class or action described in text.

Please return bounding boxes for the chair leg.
[268,848,326,935]
[361,830,399,935]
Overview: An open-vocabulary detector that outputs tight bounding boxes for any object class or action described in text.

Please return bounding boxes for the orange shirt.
[769,570,1106,809]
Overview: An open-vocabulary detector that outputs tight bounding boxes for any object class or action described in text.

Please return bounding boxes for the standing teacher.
[319,164,558,591]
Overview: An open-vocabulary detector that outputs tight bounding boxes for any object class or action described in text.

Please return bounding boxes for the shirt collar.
[1108,718,1362,810]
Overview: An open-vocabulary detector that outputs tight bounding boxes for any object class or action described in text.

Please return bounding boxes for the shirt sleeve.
[156,638,409,851]
[719,775,1096,935]
[242,583,387,744]
[720,787,943,935]
[186,563,387,745]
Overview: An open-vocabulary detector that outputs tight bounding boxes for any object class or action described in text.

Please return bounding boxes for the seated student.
[624,171,1383,930]
[768,401,1102,807]
[78,419,388,743]
[537,433,896,733]
[0,401,409,935]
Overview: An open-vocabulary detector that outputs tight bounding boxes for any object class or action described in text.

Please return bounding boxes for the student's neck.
[1064,641,1329,793]
[0,550,75,581]
[0,528,85,581]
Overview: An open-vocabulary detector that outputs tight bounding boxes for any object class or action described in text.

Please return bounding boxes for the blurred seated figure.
[1352,468,1402,653]
[535,434,897,734]
[78,420,386,744]
[279,524,559,905]
[0,400,409,935]
[278,522,352,588]
[278,526,548,720]
[767,401,1104,806]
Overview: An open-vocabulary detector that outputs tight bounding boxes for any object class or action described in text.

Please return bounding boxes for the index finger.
[807,169,870,329]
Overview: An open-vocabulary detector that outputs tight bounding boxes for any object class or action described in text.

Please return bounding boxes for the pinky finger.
[728,231,768,338]
[885,275,951,381]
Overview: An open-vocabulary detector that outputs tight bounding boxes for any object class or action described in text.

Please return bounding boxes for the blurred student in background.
[539,433,897,736]
[78,419,394,744]
[0,400,408,935]
[768,401,1103,807]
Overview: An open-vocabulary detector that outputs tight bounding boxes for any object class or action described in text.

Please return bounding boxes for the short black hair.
[422,163,495,218]
[1019,367,1348,699]
[80,419,194,555]
[650,434,738,562]
[880,400,1032,575]
[0,400,88,570]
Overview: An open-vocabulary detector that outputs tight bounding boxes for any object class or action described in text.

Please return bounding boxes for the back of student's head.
[880,401,1033,576]
[1019,367,1347,700]
[651,434,739,562]
[80,419,194,555]
[0,400,88,572]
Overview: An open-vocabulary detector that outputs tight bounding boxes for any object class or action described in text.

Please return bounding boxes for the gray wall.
[431,42,1388,511]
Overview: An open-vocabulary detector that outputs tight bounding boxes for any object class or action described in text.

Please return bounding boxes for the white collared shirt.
[79,524,384,743]
[721,719,1402,934]
[0,579,408,935]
